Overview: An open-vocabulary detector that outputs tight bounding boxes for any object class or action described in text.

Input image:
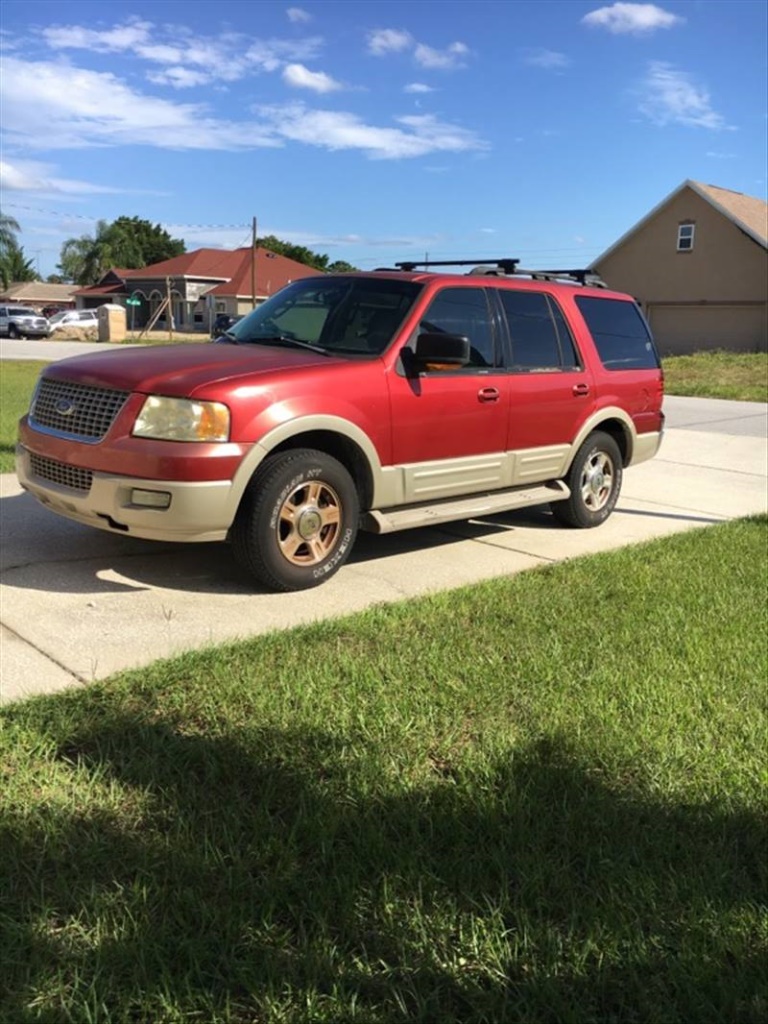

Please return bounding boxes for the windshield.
[224,277,422,356]
[10,308,37,317]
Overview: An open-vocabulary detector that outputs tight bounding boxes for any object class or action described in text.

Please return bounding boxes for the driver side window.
[419,287,496,368]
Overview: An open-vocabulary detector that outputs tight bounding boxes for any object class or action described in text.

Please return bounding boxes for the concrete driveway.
[2,396,766,704]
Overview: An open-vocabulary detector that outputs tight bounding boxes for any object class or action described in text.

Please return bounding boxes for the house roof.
[0,281,78,304]
[73,247,325,300]
[205,247,325,298]
[591,179,768,268]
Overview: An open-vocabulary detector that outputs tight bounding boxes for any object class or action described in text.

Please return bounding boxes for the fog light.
[131,488,172,509]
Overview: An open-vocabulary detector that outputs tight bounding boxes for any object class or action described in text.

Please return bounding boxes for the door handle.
[478,387,500,403]
[572,383,590,397]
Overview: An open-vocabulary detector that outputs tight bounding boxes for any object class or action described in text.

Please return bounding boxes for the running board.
[361,481,570,534]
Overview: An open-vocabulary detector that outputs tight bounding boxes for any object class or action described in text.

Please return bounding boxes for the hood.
[43,342,344,397]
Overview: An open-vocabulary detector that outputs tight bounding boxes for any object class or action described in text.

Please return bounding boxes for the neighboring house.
[591,180,767,355]
[0,282,78,312]
[74,247,325,331]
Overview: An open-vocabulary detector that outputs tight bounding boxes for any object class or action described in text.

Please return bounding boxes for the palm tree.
[0,212,23,289]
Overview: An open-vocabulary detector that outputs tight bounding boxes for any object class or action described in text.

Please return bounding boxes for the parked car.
[0,305,50,339]
[17,259,664,592]
[47,309,100,334]
[211,313,243,339]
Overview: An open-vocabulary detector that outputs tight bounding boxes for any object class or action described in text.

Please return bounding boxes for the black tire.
[552,431,623,529]
[8,325,20,339]
[232,448,359,591]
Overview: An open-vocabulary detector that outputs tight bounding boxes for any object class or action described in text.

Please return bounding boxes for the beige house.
[591,180,767,355]
[0,281,78,312]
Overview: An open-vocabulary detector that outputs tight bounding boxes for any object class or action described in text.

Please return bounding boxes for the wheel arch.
[569,409,634,468]
[227,416,380,524]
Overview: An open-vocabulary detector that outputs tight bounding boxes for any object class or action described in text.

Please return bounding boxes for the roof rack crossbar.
[394,257,521,274]
[380,259,606,288]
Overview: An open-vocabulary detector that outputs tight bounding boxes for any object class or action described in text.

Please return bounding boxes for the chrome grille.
[31,378,130,441]
[30,454,93,493]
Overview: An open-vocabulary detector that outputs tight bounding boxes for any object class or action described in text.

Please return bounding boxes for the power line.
[2,202,251,231]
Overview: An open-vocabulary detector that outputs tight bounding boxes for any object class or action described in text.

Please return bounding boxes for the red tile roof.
[74,247,325,299]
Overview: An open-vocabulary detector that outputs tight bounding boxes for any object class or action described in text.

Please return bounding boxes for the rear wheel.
[552,431,622,528]
[232,448,359,591]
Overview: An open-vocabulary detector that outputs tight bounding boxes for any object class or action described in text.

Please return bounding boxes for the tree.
[0,212,39,288]
[258,235,358,274]
[1,239,39,284]
[58,216,186,285]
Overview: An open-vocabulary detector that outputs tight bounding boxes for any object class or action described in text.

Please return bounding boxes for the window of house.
[677,223,695,251]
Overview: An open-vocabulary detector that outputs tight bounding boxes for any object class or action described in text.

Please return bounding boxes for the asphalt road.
[1,343,766,705]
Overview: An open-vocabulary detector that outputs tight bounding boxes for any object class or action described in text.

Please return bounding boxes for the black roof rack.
[394,257,521,274]
[380,258,606,288]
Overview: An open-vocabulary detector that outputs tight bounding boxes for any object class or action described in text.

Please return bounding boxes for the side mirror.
[412,332,471,370]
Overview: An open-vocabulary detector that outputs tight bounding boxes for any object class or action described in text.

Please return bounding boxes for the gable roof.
[74,247,326,300]
[591,180,768,268]
[0,281,79,304]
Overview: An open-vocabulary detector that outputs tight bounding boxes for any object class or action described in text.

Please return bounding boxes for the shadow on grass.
[1,713,765,1023]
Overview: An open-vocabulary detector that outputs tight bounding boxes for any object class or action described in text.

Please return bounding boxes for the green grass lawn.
[1,516,766,1023]
[663,350,768,402]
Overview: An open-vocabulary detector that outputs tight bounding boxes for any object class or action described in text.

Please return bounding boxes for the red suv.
[17,259,664,591]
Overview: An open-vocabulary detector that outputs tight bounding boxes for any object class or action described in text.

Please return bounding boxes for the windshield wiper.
[249,334,330,355]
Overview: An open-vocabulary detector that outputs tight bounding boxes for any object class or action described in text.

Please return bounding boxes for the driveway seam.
[1,621,89,686]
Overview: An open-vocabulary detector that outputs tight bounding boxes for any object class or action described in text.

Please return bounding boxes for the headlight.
[132,396,230,442]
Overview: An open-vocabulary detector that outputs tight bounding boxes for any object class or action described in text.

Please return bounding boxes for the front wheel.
[552,431,623,529]
[232,448,359,591]
[8,325,21,339]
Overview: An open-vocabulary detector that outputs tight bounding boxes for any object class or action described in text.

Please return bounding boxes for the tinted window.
[231,277,422,355]
[550,299,581,369]
[576,297,659,370]
[499,291,562,370]
[419,287,495,367]
[9,307,35,317]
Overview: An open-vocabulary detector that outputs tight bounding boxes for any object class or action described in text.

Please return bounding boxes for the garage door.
[647,304,767,356]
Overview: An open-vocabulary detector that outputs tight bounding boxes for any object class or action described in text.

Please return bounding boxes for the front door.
[387,286,510,502]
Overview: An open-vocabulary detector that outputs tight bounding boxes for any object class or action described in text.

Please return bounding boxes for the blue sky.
[1,1,766,279]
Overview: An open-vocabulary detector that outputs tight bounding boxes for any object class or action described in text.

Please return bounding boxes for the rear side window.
[498,290,581,371]
[575,297,659,370]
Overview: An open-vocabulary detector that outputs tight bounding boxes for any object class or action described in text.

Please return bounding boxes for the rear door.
[495,288,596,484]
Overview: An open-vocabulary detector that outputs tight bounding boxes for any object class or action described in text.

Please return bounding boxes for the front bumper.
[16,443,236,542]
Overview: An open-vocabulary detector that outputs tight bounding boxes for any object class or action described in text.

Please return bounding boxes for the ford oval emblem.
[55,398,76,417]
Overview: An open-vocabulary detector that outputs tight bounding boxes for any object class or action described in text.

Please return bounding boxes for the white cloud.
[414,41,469,70]
[706,151,737,159]
[287,7,312,23]
[0,58,283,150]
[0,158,130,195]
[367,29,413,56]
[39,19,325,88]
[638,62,732,130]
[147,67,211,89]
[404,83,435,94]
[282,63,342,93]
[582,3,683,35]
[257,102,488,159]
[0,58,488,160]
[524,49,570,70]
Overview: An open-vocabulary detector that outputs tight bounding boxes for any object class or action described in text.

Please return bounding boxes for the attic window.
[677,223,695,252]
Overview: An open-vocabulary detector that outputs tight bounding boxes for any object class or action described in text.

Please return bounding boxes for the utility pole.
[166,276,173,342]
[251,216,257,310]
